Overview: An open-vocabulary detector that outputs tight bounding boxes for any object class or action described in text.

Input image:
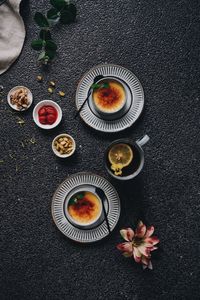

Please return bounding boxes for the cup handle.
[136,134,150,147]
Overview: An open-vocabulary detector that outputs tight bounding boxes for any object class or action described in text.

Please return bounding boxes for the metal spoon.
[95,187,111,234]
[74,75,104,119]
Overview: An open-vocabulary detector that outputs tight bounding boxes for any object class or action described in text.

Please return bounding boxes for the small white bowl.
[33,100,62,130]
[7,86,33,111]
[52,133,76,158]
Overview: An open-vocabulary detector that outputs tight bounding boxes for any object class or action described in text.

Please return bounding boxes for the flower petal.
[148,246,158,252]
[117,242,132,253]
[148,260,153,270]
[138,245,150,257]
[145,236,160,245]
[145,226,154,238]
[143,241,154,248]
[133,247,142,263]
[120,228,134,241]
[141,255,149,266]
[135,221,146,238]
[142,264,148,270]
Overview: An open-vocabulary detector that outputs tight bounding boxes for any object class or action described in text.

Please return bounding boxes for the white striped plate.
[51,173,121,243]
[76,64,144,132]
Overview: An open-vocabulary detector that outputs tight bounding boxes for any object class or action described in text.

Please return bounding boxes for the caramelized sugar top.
[68,191,101,224]
[93,81,126,113]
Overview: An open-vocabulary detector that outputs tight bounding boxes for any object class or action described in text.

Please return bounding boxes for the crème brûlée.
[68,191,101,224]
[93,80,126,113]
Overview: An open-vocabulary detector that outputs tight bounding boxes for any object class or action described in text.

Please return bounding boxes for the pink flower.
[117,221,159,270]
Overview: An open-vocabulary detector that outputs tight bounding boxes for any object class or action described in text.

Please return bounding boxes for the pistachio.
[49,81,56,87]
[37,75,43,82]
[58,91,65,97]
[48,87,53,94]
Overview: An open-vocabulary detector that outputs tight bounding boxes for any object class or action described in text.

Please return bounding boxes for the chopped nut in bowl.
[7,86,33,111]
[52,134,76,158]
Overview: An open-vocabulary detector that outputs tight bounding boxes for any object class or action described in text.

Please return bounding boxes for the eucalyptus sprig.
[91,82,109,90]
[31,0,77,65]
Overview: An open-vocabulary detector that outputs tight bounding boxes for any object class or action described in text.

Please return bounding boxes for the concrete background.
[1,0,200,299]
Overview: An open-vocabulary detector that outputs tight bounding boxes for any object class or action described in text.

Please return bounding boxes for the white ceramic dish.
[51,172,121,243]
[33,100,62,130]
[52,133,76,158]
[76,64,144,132]
[7,86,33,111]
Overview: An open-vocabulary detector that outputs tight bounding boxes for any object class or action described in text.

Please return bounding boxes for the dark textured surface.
[1,0,200,299]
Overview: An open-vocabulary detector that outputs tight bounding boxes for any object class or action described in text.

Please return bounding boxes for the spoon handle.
[74,88,92,119]
[95,187,111,233]
[102,199,111,233]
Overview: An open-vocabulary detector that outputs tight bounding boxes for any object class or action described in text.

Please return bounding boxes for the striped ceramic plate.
[75,64,144,132]
[51,173,121,243]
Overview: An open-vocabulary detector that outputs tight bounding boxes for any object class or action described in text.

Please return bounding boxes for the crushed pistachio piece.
[37,75,43,82]
[0,160,4,163]
[48,87,53,94]
[49,81,56,87]
[59,91,65,97]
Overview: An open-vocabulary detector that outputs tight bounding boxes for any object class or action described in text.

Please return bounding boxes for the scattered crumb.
[16,117,25,126]
[29,138,36,144]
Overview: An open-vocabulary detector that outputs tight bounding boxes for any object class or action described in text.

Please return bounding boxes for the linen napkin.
[0,0,25,75]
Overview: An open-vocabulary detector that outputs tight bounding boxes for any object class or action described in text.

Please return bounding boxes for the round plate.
[51,173,121,243]
[75,64,144,132]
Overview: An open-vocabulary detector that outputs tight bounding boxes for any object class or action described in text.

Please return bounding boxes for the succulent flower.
[117,221,159,270]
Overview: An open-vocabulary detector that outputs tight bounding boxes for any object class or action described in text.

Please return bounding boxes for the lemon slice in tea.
[108,143,133,175]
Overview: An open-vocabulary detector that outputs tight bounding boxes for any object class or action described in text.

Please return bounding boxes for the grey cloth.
[0,0,25,75]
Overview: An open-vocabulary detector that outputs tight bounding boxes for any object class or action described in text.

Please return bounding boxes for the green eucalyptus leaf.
[31,39,43,50]
[60,4,76,24]
[60,9,75,24]
[39,29,52,41]
[68,3,77,17]
[68,193,84,206]
[45,49,56,60]
[91,82,109,90]
[50,0,66,10]
[45,40,57,51]
[37,51,46,61]
[91,83,100,90]
[47,7,59,19]
[102,82,109,88]
[34,12,49,28]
